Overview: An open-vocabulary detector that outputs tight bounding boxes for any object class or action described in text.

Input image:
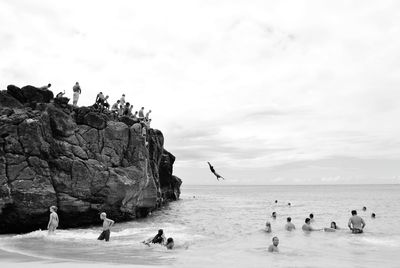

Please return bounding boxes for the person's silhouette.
[207,162,225,180]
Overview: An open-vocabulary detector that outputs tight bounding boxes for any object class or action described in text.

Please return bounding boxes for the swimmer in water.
[362,206,367,211]
[309,213,314,222]
[98,212,115,242]
[265,221,272,233]
[144,229,166,245]
[288,202,291,206]
[47,206,59,234]
[268,236,279,253]
[165,237,174,249]
[348,210,365,234]
[285,217,296,231]
[371,213,376,218]
[324,221,339,232]
[272,212,277,219]
[302,218,322,232]
[274,200,278,204]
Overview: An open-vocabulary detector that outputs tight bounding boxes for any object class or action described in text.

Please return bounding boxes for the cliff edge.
[0,85,182,233]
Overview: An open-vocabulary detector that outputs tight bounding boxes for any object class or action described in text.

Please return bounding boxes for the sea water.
[0,184,400,267]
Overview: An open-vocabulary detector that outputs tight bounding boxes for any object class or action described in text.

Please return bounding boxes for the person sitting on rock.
[111,100,120,113]
[132,111,138,120]
[40,83,51,90]
[123,102,131,116]
[56,90,65,98]
[145,109,152,120]
[144,118,151,129]
[129,104,133,116]
[103,95,110,110]
[118,105,124,116]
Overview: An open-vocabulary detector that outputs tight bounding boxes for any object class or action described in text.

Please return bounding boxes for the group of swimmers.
[265,202,375,252]
[46,206,174,250]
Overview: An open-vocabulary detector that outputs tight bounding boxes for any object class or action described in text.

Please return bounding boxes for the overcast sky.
[1,0,400,185]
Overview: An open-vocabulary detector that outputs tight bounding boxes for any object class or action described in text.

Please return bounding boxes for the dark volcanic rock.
[0,91,23,109]
[6,85,26,103]
[0,90,182,234]
[83,112,107,130]
[21,85,54,103]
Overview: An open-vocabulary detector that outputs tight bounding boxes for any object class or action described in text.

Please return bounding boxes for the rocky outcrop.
[0,85,182,233]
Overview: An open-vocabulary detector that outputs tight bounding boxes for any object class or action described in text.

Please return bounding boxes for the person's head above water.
[362,206,367,211]
[275,200,278,203]
[371,213,376,218]
[272,236,279,246]
[50,206,57,212]
[305,218,311,224]
[330,221,337,229]
[272,212,277,218]
[309,213,314,219]
[287,217,291,222]
[165,237,174,249]
[351,210,357,216]
[288,202,291,206]
[100,212,106,219]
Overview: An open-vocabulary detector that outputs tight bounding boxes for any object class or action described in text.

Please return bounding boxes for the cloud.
[1,0,400,184]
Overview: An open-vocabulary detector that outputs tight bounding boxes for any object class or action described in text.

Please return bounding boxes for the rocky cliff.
[0,85,182,233]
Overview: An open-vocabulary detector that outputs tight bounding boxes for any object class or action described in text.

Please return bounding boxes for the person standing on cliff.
[98,212,114,242]
[138,107,145,120]
[47,206,59,234]
[111,100,120,113]
[72,82,81,106]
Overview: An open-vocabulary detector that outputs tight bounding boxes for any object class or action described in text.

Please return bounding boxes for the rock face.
[0,85,182,233]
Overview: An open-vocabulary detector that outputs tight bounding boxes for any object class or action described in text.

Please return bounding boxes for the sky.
[1,0,400,185]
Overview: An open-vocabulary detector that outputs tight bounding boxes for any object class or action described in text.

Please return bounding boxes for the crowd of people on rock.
[265,201,375,253]
[49,82,153,140]
[47,206,174,250]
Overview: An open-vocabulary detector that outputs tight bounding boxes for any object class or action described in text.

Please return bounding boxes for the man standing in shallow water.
[285,217,296,231]
[348,210,365,234]
[98,212,115,242]
[47,206,59,234]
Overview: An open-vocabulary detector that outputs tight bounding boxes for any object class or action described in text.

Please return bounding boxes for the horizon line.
[182,183,400,187]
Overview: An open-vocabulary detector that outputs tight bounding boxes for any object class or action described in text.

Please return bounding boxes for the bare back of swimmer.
[348,210,365,233]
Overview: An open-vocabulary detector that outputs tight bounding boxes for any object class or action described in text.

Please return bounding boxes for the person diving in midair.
[207,162,225,180]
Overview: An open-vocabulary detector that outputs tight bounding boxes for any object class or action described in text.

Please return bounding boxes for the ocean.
[0,184,399,267]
